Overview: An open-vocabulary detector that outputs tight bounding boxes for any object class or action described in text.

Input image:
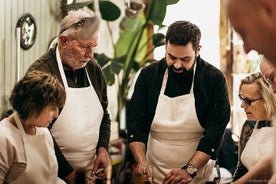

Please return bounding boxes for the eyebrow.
[167,52,189,60]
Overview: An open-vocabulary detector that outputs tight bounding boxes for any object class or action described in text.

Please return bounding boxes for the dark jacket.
[127,57,230,158]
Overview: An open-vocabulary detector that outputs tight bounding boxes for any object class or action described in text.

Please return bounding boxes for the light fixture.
[124,0,145,18]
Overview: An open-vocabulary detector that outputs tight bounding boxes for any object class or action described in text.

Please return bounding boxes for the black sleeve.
[127,68,153,144]
[196,70,231,158]
[92,62,111,151]
[52,136,74,179]
[97,110,111,151]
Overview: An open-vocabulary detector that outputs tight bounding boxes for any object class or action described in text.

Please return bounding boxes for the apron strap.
[56,47,69,88]
[84,68,93,86]
[56,47,93,88]
[254,121,259,129]
[14,112,27,136]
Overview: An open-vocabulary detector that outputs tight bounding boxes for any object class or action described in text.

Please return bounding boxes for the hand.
[64,170,77,184]
[92,147,111,177]
[135,163,152,176]
[64,169,87,184]
[133,163,153,183]
[163,169,192,184]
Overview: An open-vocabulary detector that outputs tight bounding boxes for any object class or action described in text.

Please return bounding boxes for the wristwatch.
[182,164,197,178]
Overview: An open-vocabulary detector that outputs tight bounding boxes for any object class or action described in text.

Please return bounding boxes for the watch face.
[187,166,196,174]
[182,164,197,178]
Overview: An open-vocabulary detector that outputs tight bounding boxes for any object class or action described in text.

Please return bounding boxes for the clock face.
[16,13,37,50]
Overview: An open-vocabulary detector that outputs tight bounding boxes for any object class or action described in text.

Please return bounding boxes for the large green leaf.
[111,56,125,74]
[115,11,146,58]
[134,27,148,63]
[152,33,165,47]
[146,0,167,25]
[166,0,181,5]
[68,1,121,21]
[102,65,115,85]
[99,1,121,21]
[94,53,110,67]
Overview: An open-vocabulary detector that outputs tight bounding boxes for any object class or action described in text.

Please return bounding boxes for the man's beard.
[168,63,194,79]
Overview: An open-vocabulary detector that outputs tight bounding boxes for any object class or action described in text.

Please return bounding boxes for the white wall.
[154,0,221,69]
[0,0,60,117]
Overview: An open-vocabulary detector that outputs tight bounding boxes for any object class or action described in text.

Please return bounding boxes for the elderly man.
[260,57,276,184]
[226,0,276,66]
[260,57,276,93]
[26,10,111,183]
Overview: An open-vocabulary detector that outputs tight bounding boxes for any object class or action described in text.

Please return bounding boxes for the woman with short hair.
[0,70,66,183]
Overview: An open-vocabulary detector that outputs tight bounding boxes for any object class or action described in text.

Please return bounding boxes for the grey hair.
[58,9,100,40]
[58,10,90,35]
[239,72,276,119]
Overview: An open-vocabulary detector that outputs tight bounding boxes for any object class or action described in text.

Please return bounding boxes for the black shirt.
[127,57,231,158]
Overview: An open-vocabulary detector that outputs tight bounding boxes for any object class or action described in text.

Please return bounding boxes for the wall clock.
[16,13,37,50]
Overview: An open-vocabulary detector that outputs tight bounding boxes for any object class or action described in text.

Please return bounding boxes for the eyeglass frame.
[238,94,262,106]
[59,17,91,34]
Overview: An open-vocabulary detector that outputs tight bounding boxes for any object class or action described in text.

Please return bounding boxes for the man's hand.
[92,147,111,177]
[64,170,77,184]
[163,169,192,184]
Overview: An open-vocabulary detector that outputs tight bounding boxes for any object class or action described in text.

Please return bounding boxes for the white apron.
[147,65,214,184]
[11,112,61,184]
[51,48,103,172]
[241,121,274,170]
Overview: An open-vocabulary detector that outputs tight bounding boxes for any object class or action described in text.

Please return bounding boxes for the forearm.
[233,154,273,184]
[268,173,276,184]
[187,151,211,169]
[129,142,148,164]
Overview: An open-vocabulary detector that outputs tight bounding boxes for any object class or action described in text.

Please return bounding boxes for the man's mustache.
[172,66,185,72]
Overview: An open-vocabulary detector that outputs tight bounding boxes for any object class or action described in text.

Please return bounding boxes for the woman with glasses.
[232,72,276,183]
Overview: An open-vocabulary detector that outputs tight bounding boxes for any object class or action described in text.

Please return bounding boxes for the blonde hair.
[239,72,276,119]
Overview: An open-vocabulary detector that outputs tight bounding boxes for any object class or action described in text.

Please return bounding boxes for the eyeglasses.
[60,17,91,34]
[265,77,274,86]
[238,94,262,106]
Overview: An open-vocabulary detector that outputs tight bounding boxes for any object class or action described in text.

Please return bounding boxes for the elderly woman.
[0,71,66,183]
[232,72,276,183]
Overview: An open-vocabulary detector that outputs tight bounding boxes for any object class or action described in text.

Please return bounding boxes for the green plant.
[67,0,180,125]
[97,0,181,125]
[66,1,121,21]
